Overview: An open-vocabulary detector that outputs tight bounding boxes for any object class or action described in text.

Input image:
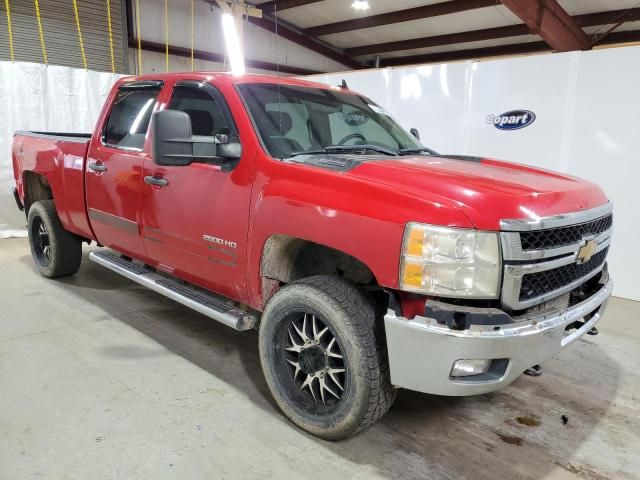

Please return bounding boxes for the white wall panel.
[387,63,470,155]
[463,52,578,170]
[306,47,640,301]
[567,48,640,303]
[0,62,122,225]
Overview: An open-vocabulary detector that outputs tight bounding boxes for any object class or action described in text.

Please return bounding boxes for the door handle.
[144,175,169,187]
[88,162,107,172]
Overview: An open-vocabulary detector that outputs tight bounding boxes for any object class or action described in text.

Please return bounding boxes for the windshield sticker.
[343,112,369,126]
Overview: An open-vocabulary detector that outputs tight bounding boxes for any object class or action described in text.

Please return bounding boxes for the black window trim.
[100,80,164,152]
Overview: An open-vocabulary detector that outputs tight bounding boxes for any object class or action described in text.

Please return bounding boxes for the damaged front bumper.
[384,278,613,396]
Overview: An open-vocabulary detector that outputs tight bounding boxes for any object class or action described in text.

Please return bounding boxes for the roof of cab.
[118,71,341,91]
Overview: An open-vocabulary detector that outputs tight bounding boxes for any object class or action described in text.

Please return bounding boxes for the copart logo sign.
[486,110,536,130]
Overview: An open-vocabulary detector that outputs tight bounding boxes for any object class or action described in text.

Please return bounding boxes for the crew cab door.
[140,80,254,303]
[85,81,162,260]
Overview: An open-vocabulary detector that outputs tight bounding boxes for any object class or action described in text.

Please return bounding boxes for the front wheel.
[259,275,396,440]
[27,200,82,278]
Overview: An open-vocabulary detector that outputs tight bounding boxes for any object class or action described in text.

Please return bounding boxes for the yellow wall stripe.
[4,0,15,61]
[106,0,116,73]
[71,0,87,69]
[164,0,169,72]
[135,0,142,74]
[191,0,194,71]
[33,0,47,64]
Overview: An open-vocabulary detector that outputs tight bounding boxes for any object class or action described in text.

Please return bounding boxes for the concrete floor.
[1,238,638,480]
[0,191,24,229]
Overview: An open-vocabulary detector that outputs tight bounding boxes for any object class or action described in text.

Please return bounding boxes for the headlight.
[400,223,501,298]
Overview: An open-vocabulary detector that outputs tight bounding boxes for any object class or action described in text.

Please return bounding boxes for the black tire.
[27,200,82,278]
[259,275,396,440]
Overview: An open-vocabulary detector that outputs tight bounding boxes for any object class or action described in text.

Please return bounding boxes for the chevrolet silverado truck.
[12,73,613,440]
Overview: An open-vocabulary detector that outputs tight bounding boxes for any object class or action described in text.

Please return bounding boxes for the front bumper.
[384,278,613,396]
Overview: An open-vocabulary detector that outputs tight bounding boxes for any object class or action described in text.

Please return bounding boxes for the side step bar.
[89,250,256,331]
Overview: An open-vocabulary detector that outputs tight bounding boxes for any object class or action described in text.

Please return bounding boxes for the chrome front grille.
[500,203,613,310]
[519,247,609,302]
[519,214,612,251]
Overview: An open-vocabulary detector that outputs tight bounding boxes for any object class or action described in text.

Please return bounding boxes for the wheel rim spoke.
[300,374,317,402]
[312,315,328,342]
[326,338,343,359]
[327,367,345,391]
[319,375,340,404]
[285,330,303,353]
[292,314,311,343]
[286,358,302,381]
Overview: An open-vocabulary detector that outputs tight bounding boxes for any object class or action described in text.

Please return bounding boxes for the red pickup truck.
[12,73,613,439]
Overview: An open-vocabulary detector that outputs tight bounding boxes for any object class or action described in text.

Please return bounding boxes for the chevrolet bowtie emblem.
[577,239,598,264]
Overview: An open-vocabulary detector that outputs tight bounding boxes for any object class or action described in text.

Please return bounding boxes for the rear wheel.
[27,200,82,278]
[259,275,395,440]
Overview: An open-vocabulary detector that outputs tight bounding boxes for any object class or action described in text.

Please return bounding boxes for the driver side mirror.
[410,128,420,140]
[152,110,242,166]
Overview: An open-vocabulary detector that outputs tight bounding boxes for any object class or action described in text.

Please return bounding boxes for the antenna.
[275,3,282,137]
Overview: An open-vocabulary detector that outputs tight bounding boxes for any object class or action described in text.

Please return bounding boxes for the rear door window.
[103,88,161,150]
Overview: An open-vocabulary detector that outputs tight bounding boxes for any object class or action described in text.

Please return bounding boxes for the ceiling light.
[221,13,245,77]
[351,0,370,11]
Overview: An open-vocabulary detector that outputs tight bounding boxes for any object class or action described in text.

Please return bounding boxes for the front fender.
[247,163,473,309]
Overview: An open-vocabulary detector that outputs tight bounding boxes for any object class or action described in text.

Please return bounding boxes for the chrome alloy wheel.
[284,313,346,406]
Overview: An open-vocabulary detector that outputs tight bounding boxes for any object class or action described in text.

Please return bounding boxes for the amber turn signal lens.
[402,262,423,288]
[406,228,424,256]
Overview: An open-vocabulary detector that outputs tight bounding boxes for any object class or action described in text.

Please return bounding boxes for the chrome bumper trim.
[383,279,613,396]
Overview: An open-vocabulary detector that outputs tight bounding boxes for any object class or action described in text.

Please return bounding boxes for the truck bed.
[13,130,94,240]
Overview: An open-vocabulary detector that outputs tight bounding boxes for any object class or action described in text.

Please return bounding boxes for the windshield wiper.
[288,144,398,158]
[325,144,398,156]
[287,149,329,158]
[399,147,438,155]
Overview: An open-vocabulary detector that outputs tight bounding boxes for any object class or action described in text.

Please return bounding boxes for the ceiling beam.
[498,0,589,51]
[258,0,324,15]
[346,24,529,56]
[594,28,640,46]
[379,29,640,68]
[305,0,500,37]
[575,7,640,27]
[344,7,640,58]
[129,38,322,75]
[247,15,362,68]
[382,41,550,66]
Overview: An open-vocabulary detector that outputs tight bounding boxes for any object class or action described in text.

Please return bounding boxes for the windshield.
[237,83,425,159]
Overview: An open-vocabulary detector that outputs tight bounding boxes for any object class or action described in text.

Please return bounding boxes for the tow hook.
[588,327,599,336]
[524,364,543,377]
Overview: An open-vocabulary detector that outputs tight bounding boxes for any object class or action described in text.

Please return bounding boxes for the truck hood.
[347,155,609,230]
